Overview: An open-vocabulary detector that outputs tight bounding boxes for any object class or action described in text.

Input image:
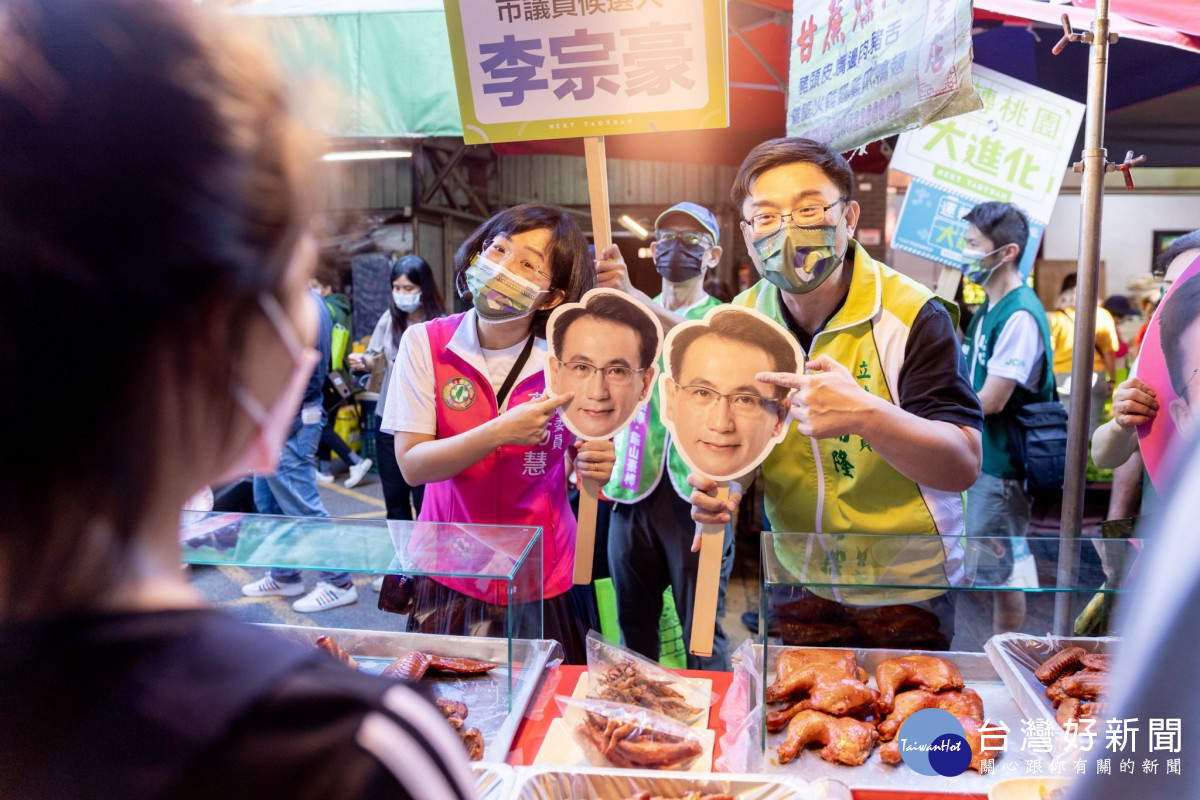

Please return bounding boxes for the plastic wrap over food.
[985,633,1116,752]
[726,642,1045,792]
[557,696,708,772]
[510,765,837,800]
[471,762,515,800]
[586,631,717,725]
[256,623,558,763]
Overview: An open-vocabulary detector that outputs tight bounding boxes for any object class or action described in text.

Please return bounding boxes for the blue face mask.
[747,224,844,294]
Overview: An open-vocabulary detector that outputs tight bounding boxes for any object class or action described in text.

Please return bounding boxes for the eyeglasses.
[744,198,847,237]
[1185,368,1200,395]
[559,361,644,386]
[655,230,712,247]
[676,384,781,416]
[483,238,550,282]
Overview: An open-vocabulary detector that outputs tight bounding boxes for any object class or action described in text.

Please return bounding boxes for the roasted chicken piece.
[314,635,359,669]
[780,621,860,647]
[768,677,877,726]
[766,649,861,702]
[1079,654,1111,671]
[1034,647,1086,685]
[875,655,964,714]
[595,660,702,721]
[434,697,468,726]
[878,716,1000,772]
[960,717,1003,772]
[460,727,485,761]
[380,652,497,681]
[432,696,484,761]
[577,711,703,770]
[624,794,734,800]
[876,687,984,741]
[777,709,878,766]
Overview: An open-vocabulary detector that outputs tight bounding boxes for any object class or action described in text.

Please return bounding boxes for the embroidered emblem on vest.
[441,376,476,411]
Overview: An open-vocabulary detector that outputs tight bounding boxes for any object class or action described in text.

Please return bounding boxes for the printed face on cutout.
[661,317,793,481]
[545,288,663,441]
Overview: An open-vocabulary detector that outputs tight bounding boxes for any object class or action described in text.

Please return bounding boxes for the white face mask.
[393,291,421,313]
[215,294,319,482]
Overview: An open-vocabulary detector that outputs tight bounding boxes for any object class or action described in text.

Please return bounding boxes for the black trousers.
[317,419,354,465]
[608,477,735,671]
[374,428,424,521]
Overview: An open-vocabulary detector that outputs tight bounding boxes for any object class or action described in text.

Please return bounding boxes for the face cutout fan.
[545,288,664,441]
[659,305,799,481]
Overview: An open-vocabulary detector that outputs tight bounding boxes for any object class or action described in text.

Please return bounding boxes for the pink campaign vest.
[417,313,576,604]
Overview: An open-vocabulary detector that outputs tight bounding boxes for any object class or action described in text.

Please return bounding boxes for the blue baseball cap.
[654,202,720,243]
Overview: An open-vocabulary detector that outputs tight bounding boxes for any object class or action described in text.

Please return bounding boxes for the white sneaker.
[344,458,373,488]
[293,581,358,613]
[315,471,335,485]
[371,576,385,592]
[242,575,305,597]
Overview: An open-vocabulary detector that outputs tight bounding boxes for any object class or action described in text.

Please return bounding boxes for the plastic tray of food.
[255,623,557,763]
[984,634,1115,739]
[729,644,1041,793]
[472,762,516,800]
[510,765,835,800]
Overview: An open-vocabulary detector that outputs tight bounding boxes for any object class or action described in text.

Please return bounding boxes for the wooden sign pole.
[573,136,611,585]
[935,265,963,302]
[689,481,729,658]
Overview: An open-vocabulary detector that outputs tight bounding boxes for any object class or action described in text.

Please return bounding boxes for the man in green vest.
[960,201,1055,639]
[603,202,735,670]
[691,138,983,642]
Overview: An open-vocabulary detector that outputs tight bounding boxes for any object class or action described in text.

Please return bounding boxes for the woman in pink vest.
[379,204,615,664]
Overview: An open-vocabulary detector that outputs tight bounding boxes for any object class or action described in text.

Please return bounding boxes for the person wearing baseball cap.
[603,201,737,671]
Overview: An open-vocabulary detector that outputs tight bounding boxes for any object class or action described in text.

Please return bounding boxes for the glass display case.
[729,532,1142,789]
[179,511,553,730]
[759,533,1140,652]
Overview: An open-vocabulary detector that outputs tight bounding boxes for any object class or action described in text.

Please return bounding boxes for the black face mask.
[654,239,707,283]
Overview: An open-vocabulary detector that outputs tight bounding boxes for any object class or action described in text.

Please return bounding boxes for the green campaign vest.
[964,284,1055,479]
[606,294,723,503]
[737,242,966,605]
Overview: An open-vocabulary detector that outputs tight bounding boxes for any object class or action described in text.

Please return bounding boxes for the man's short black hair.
[552,292,659,370]
[1154,229,1200,278]
[1159,275,1200,396]
[962,202,1030,263]
[670,309,798,399]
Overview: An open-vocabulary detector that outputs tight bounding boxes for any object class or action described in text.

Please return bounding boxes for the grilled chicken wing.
[1034,647,1086,685]
[875,656,964,714]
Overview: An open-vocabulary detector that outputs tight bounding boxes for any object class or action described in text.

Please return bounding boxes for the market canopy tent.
[235,0,1200,167]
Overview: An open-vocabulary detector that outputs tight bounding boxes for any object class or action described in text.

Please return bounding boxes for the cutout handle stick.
[573,136,610,585]
[689,480,728,658]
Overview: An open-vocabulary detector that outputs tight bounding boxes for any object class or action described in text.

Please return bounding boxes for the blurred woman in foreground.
[0,1,474,797]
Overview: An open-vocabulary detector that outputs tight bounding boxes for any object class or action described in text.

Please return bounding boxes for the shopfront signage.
[786,0,980,153]
[442,0,729,144]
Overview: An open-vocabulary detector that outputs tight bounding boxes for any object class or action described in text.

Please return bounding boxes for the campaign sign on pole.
[786,0,980,153]
[892,179,1044,278]
[443,0,728,144]
[889,65,1085,225]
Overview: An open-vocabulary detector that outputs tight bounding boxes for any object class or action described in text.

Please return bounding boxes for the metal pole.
[1054,0,1111,635]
